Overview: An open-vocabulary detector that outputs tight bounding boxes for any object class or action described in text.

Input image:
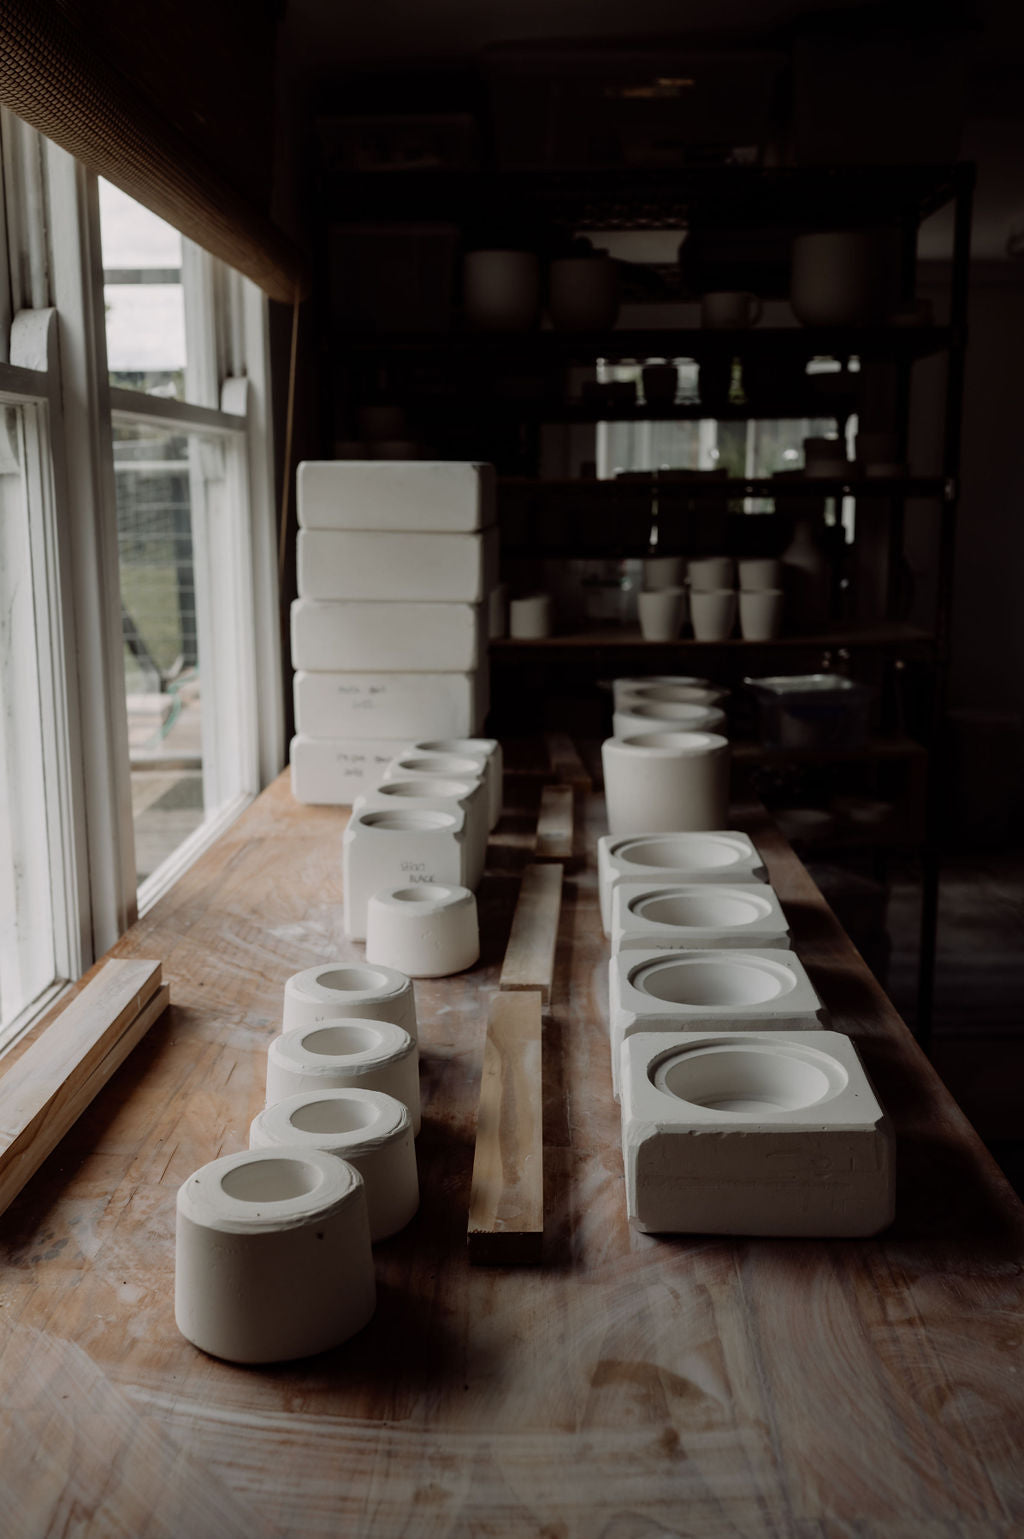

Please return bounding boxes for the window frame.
[0,116,283,1045]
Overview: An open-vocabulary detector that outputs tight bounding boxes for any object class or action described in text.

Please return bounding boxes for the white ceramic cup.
[510,593,552,638]
[638,589,686,642]
[687,555,735,590]
[738,558,783,591]
[366,883,480,978]
[739,588,784,641]
[690,589,738,641]
[602,731,731,837]
[643,556,686,590]
[464,249,540,332]
[701,291,762,329]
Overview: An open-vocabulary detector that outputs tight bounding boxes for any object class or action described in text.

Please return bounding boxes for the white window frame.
[0,115,283,1044]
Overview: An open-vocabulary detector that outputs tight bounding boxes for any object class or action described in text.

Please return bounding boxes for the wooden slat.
[545,731,592,792]
[499,862,563,1004]
[535,783,574,860]
[0,959,163,1217]
[467,990,543,1265]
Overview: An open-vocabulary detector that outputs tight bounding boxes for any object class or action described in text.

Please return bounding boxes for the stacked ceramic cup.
[290,461,498,805]
[737,558,785,641]
[638,557,688,641]
[687,556,737,641]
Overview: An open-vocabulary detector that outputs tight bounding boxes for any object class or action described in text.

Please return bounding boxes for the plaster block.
[598,831,768,934]
[291,597,485,673]
[297,526,499,603]
[407,738,503,829]
[343,807,467,941]
[297,460,495,532]
[611,881,791,954]
[290,734,398,806]
[620,1030,895,1236]
[293,669,486,740]
[608,948,827,1097]
[353,776,485,888]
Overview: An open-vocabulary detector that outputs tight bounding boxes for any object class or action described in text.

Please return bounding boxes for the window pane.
[114,422,205,883]
[0,406,58,1033]
[100,180,186,399]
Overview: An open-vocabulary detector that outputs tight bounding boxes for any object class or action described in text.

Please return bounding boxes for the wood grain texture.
[545,730,592,792]
[0,959,162,1217]
[498,861,563,1003]
[535,783,573,860]
[467,990,543,1265]
[0,761,1021,1537]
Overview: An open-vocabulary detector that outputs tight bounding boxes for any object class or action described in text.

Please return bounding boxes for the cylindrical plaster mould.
[602,731,730,837]
[282,962,418,1042]
[250,1089,419,1243]
[266,1017,421,1134]
[175,1148,375,1363]
[366,883,480,977]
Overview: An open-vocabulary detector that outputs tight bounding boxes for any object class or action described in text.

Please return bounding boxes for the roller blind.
[0,0,309,303]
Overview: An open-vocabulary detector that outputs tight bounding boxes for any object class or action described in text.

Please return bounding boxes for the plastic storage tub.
[745,674,873,750]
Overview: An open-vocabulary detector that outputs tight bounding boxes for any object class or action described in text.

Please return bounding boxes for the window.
[0,111,282,1046]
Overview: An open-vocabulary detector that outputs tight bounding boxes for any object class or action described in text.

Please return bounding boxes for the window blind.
[0,0,309,303]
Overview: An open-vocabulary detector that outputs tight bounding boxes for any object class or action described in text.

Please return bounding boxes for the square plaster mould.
[598,831,767,935]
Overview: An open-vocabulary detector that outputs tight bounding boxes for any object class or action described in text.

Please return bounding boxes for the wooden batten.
[535,784,574,861]
[0,959,166,1217]
[467,989,544,1265]
[499,862,563,1005]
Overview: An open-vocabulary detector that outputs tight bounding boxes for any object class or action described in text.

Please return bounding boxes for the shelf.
[490,624,935,653]
[335,325,954,365]
[324,163,967,231]
[499,475,950,500]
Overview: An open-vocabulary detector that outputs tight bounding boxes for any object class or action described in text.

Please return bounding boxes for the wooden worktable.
[1,760,1022,1537]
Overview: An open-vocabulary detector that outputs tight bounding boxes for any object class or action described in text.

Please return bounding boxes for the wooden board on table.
[535,783,574,860]
[0,959,164,1217]
[499,861,563,1004]
[545,731,592,792]
[467,989,543,1265]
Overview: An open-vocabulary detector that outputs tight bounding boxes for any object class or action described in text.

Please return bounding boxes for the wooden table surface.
[1,758,1022,1539]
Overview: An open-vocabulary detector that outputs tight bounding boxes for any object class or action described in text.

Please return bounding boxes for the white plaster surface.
[291,597,485,672]
[598,831,768,934]
[290,733,399,806]
[266,1018,421,1134]
[611,676,711,711]
[366,883,479,977]
[608,947,828,1096]
[297,526,499,603]
[612,705,726,738]
[353,782,479,888]
[343,807,466,941]
[602,733,730,837]
[175,1148,375,1362]
[611,881,791,954]
[620,1030,895,1236]
[293,669,487,740]
[282,962,418,1043]
[408,738,503,828]
[359,772,487,888]
[250,1089,419,1242]
[297,459,495,532]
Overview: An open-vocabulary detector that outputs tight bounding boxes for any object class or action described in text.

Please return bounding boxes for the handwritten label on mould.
[333,750,393,773]
[333,683,390,713]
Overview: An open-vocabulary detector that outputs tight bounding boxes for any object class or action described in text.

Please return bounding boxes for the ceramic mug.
[701,291,763,329]
[509,593,552,639]
[643,556,686,590]
[739,588,784,641]
[688,555,735,591]
[690,588,737,642]
[738,558,783,591]
[637,589,686,643]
